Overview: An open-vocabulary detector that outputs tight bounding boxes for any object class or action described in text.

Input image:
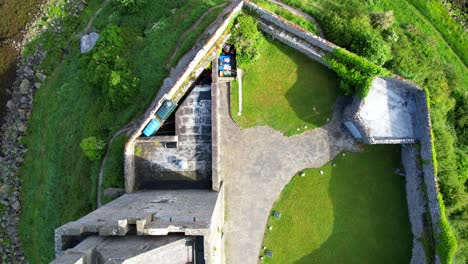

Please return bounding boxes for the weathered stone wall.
[401,144,428,264]
[124,1,244,193]
[211,58,222,191]
[244,1,337,51]
[257,21,328,67]
[206,186,225,264]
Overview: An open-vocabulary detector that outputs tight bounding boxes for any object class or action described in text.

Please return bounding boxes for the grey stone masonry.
[402,144,428,264]
[244,1,337,52]
[55,190,218,256]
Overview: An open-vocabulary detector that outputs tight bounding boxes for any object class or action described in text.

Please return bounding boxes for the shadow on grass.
[294,146,412,264]
[281,43,341,128]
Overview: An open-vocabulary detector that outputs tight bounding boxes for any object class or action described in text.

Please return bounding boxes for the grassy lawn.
[19,0,225,262]
[231,37,340,136]
[261,145,412,263]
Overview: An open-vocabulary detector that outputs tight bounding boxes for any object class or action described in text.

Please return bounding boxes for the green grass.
[171,3,226,67]
[19,0,225,262]
[231,37,340,136]
[100,134,128,205]
[261,145,412,263]
[249,0,319,35]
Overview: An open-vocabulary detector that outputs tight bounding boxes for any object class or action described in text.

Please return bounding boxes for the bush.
[115,0,147,13]
[321,12,393,66]
[80,137,106,161]
[324,48,391,98]
[437,194,458,264]
[82,25,139,109]
[370,11,395,29]
[229,14,264,65]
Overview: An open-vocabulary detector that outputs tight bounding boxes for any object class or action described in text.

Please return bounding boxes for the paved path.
[266,0,325,37]
[216,82,358,263]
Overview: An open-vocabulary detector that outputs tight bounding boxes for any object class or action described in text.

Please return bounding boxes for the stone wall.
[0,0,87,262]
[401,144,428,264]
[124,1,244,193]
[211,58,222,191]
[244,1,337,51]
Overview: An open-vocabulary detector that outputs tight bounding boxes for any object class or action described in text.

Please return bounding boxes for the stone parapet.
[244,1,337,52]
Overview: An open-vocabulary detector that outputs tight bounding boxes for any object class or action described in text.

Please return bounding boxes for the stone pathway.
[217,82,358,264]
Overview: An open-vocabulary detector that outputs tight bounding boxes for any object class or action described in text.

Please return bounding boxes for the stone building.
[343,77,420,144]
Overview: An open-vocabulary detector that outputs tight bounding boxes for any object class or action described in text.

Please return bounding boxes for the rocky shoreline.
[0,0,87,262]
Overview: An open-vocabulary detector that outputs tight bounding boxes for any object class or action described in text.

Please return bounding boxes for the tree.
[370,11,395,30]
[81,25,139,109]
[115,0,147,13]
[80,137,106,161]
[230,15,264,65]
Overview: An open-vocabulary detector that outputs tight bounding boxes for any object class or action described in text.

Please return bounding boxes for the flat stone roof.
[57,190,218,237]
[355,77,416,140]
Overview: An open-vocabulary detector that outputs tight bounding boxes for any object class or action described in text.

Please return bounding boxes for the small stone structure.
[343,77,418,144]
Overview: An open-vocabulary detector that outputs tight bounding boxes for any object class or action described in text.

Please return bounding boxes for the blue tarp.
[143,119,161,137]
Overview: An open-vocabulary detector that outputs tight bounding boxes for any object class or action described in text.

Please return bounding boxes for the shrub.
[80,137,106,161]
[370,11,395,29]
[437,194,458,264]
[324,48,391,98]
[115,0,147,13]
[82,25,139,109]
[229,14,264,65]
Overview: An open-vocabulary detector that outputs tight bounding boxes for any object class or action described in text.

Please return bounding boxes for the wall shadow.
[278,42,341,127]
[291,146,412,263]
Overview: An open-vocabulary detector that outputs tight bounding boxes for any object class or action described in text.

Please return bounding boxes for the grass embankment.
[259,1,466,262]
[230,37,339,136]
[100,134,128,205]
[261,145,412,263]
[249,0,319,35]
[19,0,225,262]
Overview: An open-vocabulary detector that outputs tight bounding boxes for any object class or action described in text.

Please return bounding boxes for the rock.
[80,32,99,54]
[104,188,125,199]
[6,100,14,109]
[34,82,42,89]
[17,109,26,120]
[16,121,26,132]
[35,72,46,82]
[0,185,10,200]
[163,77,173,88]
[20,96,28,104]
[22,65,34,78]
[0,200,9,207]
[11,200,20,211]
[19,79,30,95]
